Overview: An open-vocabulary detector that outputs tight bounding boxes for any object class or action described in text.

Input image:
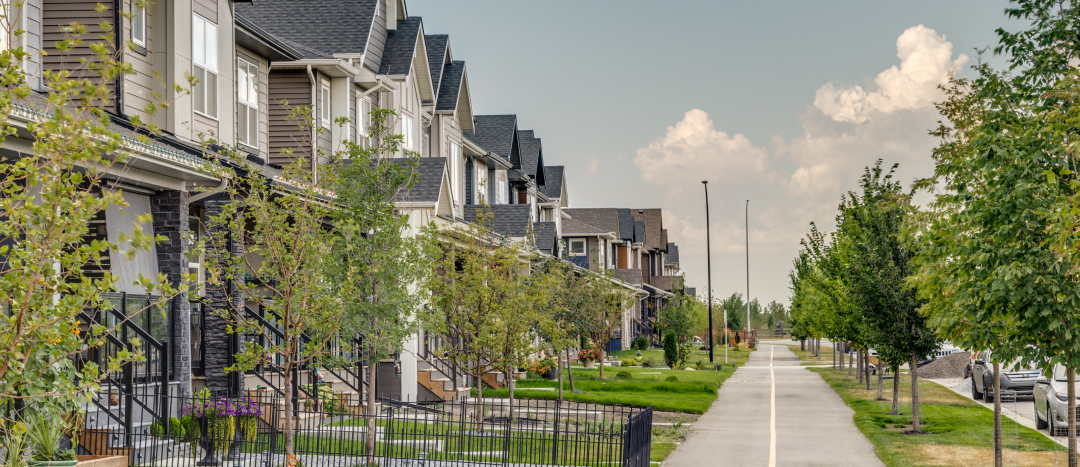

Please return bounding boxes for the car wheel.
[984,386,995,403]
[1050,408,1058,436]
[972,379,983,399]
[1036,402,1049,429]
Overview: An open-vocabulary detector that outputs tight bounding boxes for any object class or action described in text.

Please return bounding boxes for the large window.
[131,2,146,47]
[192,14,217,119]
[319,84,331,128]
[402,114,414,150]
[237,58,258,148]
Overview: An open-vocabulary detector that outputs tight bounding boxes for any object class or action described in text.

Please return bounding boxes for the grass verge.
[811,367,1062,466]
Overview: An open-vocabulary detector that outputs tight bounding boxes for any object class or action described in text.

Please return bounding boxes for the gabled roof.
[611,269,643,287]
[533,222,558,254]
[634,221,645,244]
[660,229,669,252]
[517,130,545,186]
[631,209,664,251]
[539,166,564,199]
[380,17,423,75]
[617,209,636,242]
[436,61,466,111]
[234,14,304,61]
[236,1,376,56]
[425,34,449,99]
[464,204,533,238]
[650,276,684,293]
[464,115,517,165]
[280,38,335,59]
[390,157,446,203]
[562,217,610,236]
[564,208,619,236]
[666,243,680,265]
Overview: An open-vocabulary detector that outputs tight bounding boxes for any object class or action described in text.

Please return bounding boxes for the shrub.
[694,359,706,370]
[641,358,656,368]
[616,371,632,379]
[621,358,637,367]
[663,333,679,368]
[665,375,680,383]
[632,335,649,351]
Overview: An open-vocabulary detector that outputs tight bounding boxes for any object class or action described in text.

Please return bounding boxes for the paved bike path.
[663,343,884,467]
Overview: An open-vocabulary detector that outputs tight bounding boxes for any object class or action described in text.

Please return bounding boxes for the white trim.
[569,239,586,256]
[131,1,146,47]
[320,84,332,128]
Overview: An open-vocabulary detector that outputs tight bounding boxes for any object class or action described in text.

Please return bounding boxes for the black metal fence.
[80,391,652,467]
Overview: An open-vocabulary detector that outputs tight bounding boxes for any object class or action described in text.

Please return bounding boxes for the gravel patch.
[954,377,972,394]
[918,352,970,379]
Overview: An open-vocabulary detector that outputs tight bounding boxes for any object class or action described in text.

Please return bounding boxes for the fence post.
[551,399,561,464]
[266,394,278,467]
[161,341,170,436]
[501,400,512,467]
[123,342,135,448]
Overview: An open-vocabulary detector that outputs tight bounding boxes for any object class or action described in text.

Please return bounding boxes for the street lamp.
[703,181,717,363]
[745,200,750,344]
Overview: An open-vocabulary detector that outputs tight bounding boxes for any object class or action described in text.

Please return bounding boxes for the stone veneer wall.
[202,194,244,395]
[150,189,191,396]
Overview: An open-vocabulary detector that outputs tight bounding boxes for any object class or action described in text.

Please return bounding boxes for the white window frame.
[569,239,586,256]
[237,58,259,149]
[192,14,218,119]
[319,84,331,128]
[131,1,146,47]
[402,114,414,150]
[356,96,372,137]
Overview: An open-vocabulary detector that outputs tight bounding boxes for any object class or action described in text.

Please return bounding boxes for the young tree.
[534,258,583,400]
[327,107,425,463]
[576,273,632,379]
[489,258,545,417]
[657,291,698,363]
[202,108,341,465]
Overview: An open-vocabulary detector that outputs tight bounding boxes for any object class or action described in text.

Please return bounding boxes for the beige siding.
[42,0,114,100]
[193,112,218,141]
[193,0,216,23]
[268,69,312,170]
[22,0,42,89]
[364,0,386,72]
[237,47,269,157]
[122,0,155,121]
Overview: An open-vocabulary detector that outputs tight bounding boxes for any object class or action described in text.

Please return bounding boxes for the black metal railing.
[84,392,651,467]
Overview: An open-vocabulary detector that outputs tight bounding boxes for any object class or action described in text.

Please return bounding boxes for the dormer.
[387,0,407,31]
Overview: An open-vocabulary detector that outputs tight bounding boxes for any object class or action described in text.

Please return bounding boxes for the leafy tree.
[657,291,698,362]
[489,254,546,418]
[534,258,588,400]
[327,107,425,463]
[663,333,678,368]
[0,10,190,429]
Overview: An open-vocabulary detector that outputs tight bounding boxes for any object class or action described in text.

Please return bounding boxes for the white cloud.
[587,157,600,176]
[813,25,967,123]
[634,109,769,196]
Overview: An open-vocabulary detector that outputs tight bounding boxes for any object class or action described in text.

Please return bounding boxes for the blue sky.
[409,0,1016,306]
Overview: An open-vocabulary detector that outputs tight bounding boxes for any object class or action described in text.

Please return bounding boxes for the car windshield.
[1053,365,1080,382]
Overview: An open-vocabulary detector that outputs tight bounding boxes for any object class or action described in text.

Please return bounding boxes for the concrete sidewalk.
[663,343,883,467]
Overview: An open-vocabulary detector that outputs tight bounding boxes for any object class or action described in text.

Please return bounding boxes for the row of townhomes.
[5,0,689,444]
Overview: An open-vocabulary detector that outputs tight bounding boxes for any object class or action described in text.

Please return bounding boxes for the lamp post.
[703,181,716,363]
[745,200,750,345]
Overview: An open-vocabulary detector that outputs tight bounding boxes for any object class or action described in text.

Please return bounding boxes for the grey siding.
[268,69,312,170]
[363,0,386,73]
[123,0,155,121]
[22,0,42,89]
[42,0,115,99]
[193,112,218,140]
[193,0,217,23]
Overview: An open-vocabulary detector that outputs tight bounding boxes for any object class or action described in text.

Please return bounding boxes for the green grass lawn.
[811,367,1064,466]
[786,343,837,365]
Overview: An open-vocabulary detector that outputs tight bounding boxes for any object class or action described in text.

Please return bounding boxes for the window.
[131,2,146,47]
[497,170,507,204]
[319,84,331,128]
[236,58,259,148]
[569,239,586,256]
[449,141,460,202]
[192,14,217,119]
[402,114,414,150]
[356,96,372,137]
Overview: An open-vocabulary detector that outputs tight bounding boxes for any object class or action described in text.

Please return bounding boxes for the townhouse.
[8,0,691,419]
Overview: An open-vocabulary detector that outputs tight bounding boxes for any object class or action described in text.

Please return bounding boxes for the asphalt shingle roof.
[236,1,375,56]
[379,17,423,75]
[650,276,683,293]
[631,209,664,251]
[634,221,645,244]
[562,218,609,236]
[666,243,679,265]
[463,204,532,238]
[517,130,544,185]
[539,166,564,199]
[564,208,618,235]
[660,229,668,252]
[435,61,465,111]
[390,157,445,203]
[425,34,448,99]
[279,38,335,59]
[463,115,516,162]
[611,269,642,287]
[532,222,558,254]
[617,209,635,242]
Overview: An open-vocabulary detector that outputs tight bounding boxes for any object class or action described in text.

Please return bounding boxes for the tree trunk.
[832,342,836,370]
[876,360,884,400]
[365,354,378,466]
[599,348,605,379]
[800,339,805,351]
[476,362,485,432]
[557,351,564,402]
[507,367,515,421]
[857,349,864,385]
[283,372,295,467]
[864,351,871,391]
[891,364,900,415]
[565,349,576,393]
[840,343,845,371]
[911,353,921,432]
[993,361,1002,467]
[1069,368,1077,467]
[814,338,820,357]
[848,345,854,376]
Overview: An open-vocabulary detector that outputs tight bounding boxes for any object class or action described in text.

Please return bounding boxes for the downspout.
[306,65,317,183]
[114,0,129,120]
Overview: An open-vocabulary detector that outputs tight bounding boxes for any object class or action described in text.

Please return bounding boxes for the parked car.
[1035,364,1080,436]
[971,350,1040,402]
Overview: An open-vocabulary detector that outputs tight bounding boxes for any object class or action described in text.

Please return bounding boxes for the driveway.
[663,342,883,467]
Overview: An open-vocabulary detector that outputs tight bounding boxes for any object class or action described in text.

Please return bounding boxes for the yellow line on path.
[769,345,776,467]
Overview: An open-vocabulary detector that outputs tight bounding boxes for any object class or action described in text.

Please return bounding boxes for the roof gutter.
[271,59,361,78]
